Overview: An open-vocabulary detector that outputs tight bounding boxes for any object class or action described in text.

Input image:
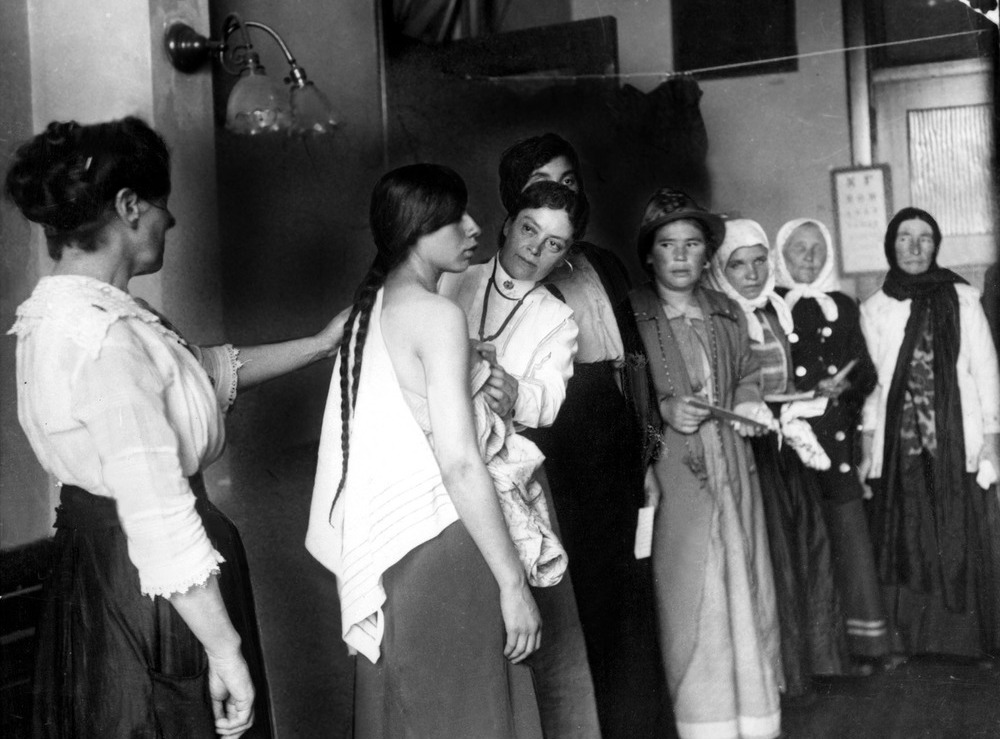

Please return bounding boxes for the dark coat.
[777,289,877,503]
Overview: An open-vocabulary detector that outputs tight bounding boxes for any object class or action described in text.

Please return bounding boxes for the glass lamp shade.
[290,81,339,136]
[225,67,291,135]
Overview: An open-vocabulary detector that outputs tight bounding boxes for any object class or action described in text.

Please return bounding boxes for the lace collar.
[10,275,184,355]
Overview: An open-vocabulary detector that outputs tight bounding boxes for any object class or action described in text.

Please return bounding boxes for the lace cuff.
[195,344,244,412]
[140,551,226,599]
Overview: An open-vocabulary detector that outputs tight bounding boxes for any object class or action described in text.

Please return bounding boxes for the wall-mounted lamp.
[165,13,338,136]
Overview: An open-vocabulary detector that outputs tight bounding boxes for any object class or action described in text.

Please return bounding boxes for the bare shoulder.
[384,287,467,345]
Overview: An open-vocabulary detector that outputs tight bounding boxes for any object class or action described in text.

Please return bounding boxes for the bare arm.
[416,300,541,663]
[233,306,351,391]
[169,578,255,737]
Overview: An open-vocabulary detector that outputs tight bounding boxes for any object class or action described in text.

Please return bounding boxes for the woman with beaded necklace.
[442,133,663,738]
[439,178,603,738]
[619,188,782,739]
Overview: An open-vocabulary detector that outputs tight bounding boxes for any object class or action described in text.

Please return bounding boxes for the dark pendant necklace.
[478,259,541,342]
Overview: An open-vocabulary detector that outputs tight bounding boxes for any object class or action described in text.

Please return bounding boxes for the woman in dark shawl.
[860,207,1000,663]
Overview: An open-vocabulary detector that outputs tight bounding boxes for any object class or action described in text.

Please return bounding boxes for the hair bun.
[4,116,170,258]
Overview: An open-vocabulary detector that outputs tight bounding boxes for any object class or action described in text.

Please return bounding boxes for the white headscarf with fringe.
[705,218,795,344]
[773,218,841,322]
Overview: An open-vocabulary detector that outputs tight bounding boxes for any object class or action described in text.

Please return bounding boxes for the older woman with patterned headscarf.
[706,219,848,697]
[773,218,890,673]
[860,207,1000,666]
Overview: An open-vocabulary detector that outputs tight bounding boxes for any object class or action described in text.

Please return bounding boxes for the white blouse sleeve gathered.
[70,323,225,598]
[10,276,227,600]
[510,313,579,429]
[191,343,244,412]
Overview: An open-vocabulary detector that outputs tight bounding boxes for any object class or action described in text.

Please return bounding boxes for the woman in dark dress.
[706,218,848,697]
[860,207,1000,664]
[773,218,890,671]
[6,117,346,738]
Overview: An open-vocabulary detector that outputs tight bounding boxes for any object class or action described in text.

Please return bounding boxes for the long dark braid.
[329,163,468,516]
[331,259,388,511]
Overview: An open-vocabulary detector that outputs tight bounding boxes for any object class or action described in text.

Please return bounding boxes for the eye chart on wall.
[831,165,893,274]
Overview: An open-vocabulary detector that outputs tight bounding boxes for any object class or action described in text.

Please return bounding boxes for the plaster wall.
[571,0,996,293]
[572,0,852,263]
[0,0,49,549]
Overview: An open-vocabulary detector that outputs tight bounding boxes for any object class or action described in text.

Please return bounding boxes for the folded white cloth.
[779,398,831,470]
[471,362,566,588]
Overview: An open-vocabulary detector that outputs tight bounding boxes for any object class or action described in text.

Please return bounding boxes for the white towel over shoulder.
[306,289,566,665]
[307,290,461,663]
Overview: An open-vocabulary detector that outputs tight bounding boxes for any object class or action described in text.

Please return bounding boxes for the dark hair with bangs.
[498,133,582,213]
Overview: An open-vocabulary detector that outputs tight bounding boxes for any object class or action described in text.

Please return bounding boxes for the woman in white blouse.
[860,207,1000,664]
[443,133,662,739]
[6,117,345,738]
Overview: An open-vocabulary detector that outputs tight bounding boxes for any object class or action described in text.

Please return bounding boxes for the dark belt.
[55,475,213,531]
[54,485,119,530]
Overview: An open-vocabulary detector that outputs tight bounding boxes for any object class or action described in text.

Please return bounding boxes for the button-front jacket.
[777,288,877,502]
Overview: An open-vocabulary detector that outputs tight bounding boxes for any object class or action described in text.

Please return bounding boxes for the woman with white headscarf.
[773,218,890,672]
[706,218,848,697]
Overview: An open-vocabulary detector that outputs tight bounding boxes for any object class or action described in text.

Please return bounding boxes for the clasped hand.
[659,395,711,434]
[474,342,519,417]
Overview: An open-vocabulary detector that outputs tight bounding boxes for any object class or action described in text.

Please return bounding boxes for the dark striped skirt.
[32,480,273,738]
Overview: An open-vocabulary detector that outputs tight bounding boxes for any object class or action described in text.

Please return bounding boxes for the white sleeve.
[191,343,243,412]
[964,295,1000,434]
[859,298,881,432]
[71,323,224,598]
[512,315,579,429]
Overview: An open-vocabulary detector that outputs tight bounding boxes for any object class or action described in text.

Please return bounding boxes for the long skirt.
[353,520,542,739]
[663,484,782,739]
[523,360,665,738]
[751,436,847,696]
[33,482,273,738]
[878,451,1000,658]
[820,497,891,659]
